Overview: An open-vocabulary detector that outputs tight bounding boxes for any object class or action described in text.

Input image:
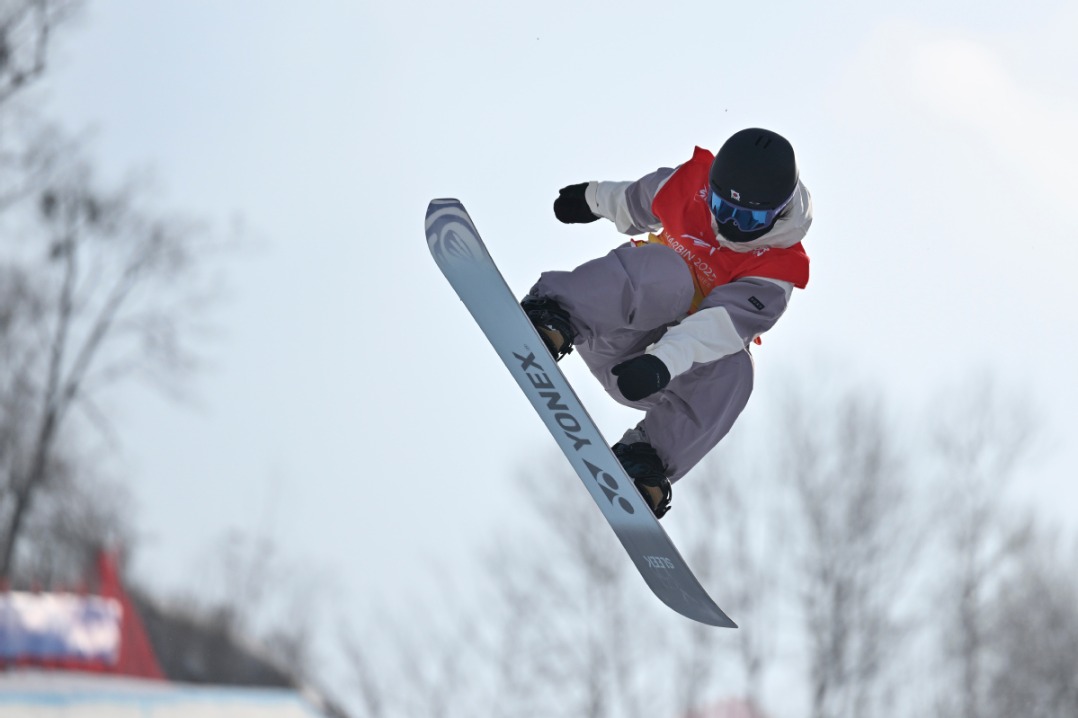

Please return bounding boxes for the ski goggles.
[708,187,795,232]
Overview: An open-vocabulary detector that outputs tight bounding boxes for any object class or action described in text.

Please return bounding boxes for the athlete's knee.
[610,245,694,329]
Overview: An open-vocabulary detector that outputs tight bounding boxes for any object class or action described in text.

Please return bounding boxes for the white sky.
[36,0,1078,655]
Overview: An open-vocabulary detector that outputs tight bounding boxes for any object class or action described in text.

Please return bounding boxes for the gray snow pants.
[532,243,754,481]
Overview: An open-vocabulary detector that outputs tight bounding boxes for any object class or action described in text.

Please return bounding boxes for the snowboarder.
[522,128,813,519]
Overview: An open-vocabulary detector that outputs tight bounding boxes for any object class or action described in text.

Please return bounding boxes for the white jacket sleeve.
[648,277,793,377]
[581,166,677,236]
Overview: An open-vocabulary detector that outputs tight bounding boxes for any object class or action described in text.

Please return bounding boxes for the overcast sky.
[37,0,1078,649]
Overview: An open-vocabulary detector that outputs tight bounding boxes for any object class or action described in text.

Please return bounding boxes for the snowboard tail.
[425,198,735,628]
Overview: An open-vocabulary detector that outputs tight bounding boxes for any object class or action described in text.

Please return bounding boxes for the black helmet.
[709,128,798,210]
[708,128,798,242]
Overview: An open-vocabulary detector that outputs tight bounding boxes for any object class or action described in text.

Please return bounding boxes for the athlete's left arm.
[647,277,794,378]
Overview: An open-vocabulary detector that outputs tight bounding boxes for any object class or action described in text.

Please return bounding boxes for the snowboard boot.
[521,295,574,361]
[613,432,672,519]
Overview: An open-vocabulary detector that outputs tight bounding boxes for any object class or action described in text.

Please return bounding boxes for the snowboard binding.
[521,295,575,361]
[613,440,672,519]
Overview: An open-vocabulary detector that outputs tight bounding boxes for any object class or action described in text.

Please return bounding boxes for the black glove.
[612,355,671,401]
[553,183,599,224]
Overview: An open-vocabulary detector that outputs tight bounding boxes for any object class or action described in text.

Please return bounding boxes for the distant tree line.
[343,379,1078,718]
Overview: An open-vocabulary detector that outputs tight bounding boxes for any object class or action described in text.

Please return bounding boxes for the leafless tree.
[780,387,923,718]
[0,0,221,582]
[0,158,220,579]
[929,379,1037,718]
[1,258,135,589]
[983,529,1078,718]
[675,447,780,714]
[479,459,648,718]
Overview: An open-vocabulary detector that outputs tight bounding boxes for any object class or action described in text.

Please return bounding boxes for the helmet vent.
[755,136,773,149]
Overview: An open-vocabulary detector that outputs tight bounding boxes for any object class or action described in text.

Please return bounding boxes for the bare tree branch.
[0,0,81,105]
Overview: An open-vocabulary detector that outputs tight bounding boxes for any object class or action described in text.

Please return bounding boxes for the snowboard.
[425,198,736,628]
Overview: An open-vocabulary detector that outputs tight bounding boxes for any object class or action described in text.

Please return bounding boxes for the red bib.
[648,147,809,310]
